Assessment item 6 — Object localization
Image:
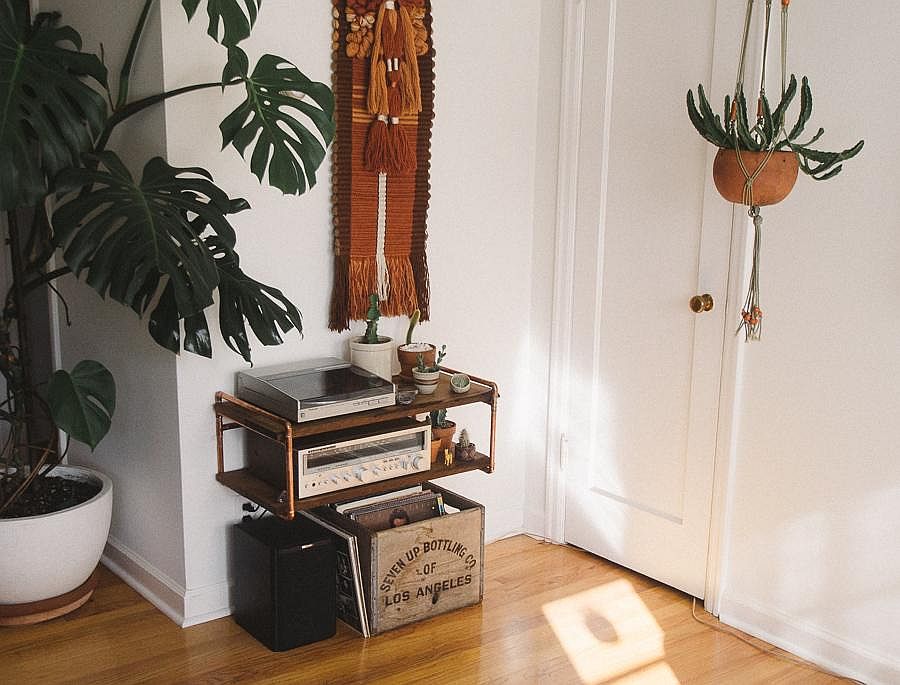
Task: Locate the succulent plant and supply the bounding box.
[451,373,469,388]
[458,428,470,448]
[415,344,445,372]
[687,75,863,180]
[430,408,449,428]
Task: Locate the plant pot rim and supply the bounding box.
[412,368,440,378]
[351,335,393,345]
[2,465,112,523]
[432,420,456,430]
[398,342,435,351]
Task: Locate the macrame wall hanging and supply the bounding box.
[687,0,863,341]
[329,0,434,331]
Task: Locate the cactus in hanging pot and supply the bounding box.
[687,0,863,207]
[349,294,395,381]
[685,0,863,342]
[687,74,864,206]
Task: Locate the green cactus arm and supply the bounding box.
[809,165,843,181]
[786,76,813,142]
[793,139,864,180]
[687,89,730,147]
[770,74,798,132]
[794,140,864,164]
[405,308,420,345]
[734,92,762,151]
[760,93,775,147]
[696,85,731,146]
[781,127,824,151]
[723,94,732,132]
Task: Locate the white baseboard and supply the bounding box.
[102,536,231,628]
[719,594,900,685]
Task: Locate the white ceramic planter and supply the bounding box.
[0,465,112,605]
[412,368,440,395]
[349,336,395,381]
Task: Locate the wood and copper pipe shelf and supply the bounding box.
[214,369,499,520]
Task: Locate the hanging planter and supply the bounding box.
[712,148,798,206]
[687,0,864,341]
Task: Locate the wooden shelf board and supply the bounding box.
[213,374,495,440]
[217,453,492,517]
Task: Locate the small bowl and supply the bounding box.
[450,373,471,394]
[396,388,418,405]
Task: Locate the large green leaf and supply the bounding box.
[149,234,302,362]
[182,0,260,47]
[0,3,108,210]
[48,360,116,450]
[208,235,302,362]
[52,152,244,320]
[220,48,334,195]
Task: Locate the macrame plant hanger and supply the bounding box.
[730,0,791,341]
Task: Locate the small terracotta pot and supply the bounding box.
[431,421,456,454]
[712,148,799,206]
[397,343,435,380]
[430,438,442,464]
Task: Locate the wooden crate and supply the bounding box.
[313,484,484,635]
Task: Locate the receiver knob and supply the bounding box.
[354,466,367,482]
[412,455,423,470]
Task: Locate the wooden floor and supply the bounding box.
[0,535,849,684]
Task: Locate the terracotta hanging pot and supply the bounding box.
[712,148,799,206]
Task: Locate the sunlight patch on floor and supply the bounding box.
[542,579,678,685]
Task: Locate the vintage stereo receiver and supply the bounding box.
[247,419,431,499]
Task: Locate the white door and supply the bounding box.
[563,0,736,598]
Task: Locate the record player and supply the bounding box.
[237,357,396,422]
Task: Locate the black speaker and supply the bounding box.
[231,514,336,651]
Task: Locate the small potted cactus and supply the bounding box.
[429,409,456,458]
[349,294,394,381]
[412,344,445,395]
[450,373,470,394]
[397,308,436,380]
[454,428,477,462]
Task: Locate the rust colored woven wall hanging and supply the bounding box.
[329,0,434,331]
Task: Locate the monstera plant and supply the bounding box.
[0,0,333,519]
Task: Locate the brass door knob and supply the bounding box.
[690,294,714,313]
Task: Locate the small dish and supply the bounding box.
[396,388,418,405]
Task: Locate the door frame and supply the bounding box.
[543,0,750,613]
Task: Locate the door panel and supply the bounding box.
[564,0,730,598]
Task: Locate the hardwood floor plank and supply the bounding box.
[0,535,850,684]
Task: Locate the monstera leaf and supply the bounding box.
[182,0,260,47]
[0,2,108,210]
[52,152,242,321]
[148,235,302,362]
[220,48,334,195]
[53,151,301,362]
[48,360,116,450]
[208,235,302,361]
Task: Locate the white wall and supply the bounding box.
[45,0,551,624]
[716,3,900,683]
[45,1,190,607]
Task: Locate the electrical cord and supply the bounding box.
[691,598,866,684]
